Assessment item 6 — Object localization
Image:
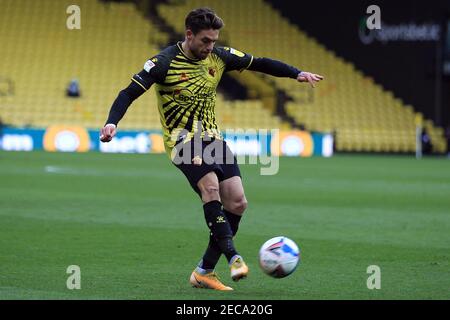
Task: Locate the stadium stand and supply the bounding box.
[0,0,283,131]
[0,0,445,152]
[157,0,446,153]
[0,0,162,130]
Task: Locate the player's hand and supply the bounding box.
[100,124,117,142]
[297,71,324,88]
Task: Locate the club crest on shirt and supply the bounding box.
[208,67,216,77]
[192,155,202,166]
[179,72,189,81]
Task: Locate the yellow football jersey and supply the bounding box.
[132,42,253,158]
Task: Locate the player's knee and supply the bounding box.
[199,183,220,202]
[230,196,248,215]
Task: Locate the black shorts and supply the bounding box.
[172,138,241,196]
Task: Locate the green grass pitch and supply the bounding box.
[0,151,449,299]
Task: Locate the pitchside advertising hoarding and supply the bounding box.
[0,126,333,157]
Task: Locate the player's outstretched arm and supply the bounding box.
[100,124,117,143]
[247,57,324,88]
[296,71,324,88]
[100,81,146,143]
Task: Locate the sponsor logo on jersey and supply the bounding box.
[173,88,215,106]
[192,155,202,166]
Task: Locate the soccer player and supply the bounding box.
[100,7,323,291]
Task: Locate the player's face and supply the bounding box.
[186,29,219,60]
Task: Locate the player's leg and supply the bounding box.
[195,171,222,273]
[191,171,239,290]
[176,139,246,286]
[173,149,230,289]
[172,139,234,290]
[197,171,240,263]
[219,176,249,281]
[213,141,249,281]
[220,176,248,237]
[219,139,247,239]
[197,176,247,273]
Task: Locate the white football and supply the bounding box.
[259,236,300,278]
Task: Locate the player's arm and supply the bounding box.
[219,47,323,88]
[100,57,164,142]
[100,80,148,142]
[248,57,324,88]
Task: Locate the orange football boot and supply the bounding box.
[190,270,233,291]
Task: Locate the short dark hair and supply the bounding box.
[185,7,224,34]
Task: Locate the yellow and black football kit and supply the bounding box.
[105,41,301,192]
[133,42,253,157]
[104,41,303,278]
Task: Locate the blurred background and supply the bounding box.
[1,0,450,156]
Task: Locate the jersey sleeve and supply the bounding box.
[216,47,254,72]
[131,54,170,89]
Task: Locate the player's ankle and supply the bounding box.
[229,255,243,266]
[195,266,214,275]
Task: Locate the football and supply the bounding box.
[259,236,300,278]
